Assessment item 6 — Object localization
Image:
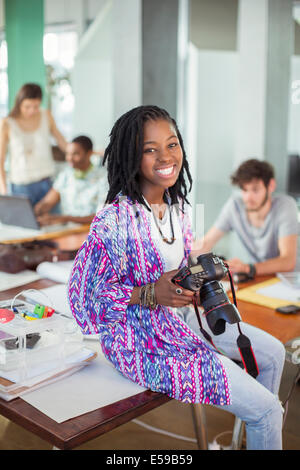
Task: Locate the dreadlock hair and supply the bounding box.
[103,105,193,209]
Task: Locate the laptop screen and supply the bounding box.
[0,195,40,230]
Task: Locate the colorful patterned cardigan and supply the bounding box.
[68,196,231,405]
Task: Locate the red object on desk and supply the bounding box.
[0,309,15,323]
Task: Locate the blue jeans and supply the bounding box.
[10,177,53,206]
[180,308,285,450]
[10,178,60,213]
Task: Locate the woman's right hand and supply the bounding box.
[154,269,195,307]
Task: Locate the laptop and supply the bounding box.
[0,195,77,232]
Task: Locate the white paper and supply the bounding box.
[277,272,300,289]
[22,344,146,423]
[0,270,41,292]
[36,260,73,284]
[0,224,41,242]
[0,222,81,242]
[256,281,300,302]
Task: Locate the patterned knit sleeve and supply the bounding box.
[68,231,134,335]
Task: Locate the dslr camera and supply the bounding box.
[172,252,241,335]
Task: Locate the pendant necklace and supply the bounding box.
[152,205,176,245]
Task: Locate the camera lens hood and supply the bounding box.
[206,303,242,335]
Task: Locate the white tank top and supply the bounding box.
[7,109,55,185]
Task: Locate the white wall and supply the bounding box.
[190,49,238,223]
[185,47,240,257]
[0,0,4,30]
[71,0,142,150]
[44,0,106,26]
[234,0,268,166]
[288,55,300,154]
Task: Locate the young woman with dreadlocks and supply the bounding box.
[68,105,284,450]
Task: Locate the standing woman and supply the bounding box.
[68,105,285,450]
[0,83,68,205]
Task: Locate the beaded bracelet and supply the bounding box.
[139,283,157,309]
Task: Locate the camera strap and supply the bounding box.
[191,297,259,378]
[236,327,259,379]
[191,296,223,352]
[173,266,259,378]
[227,269,259,378]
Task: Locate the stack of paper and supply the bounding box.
[0,348,97,401]
[0,312,97,401]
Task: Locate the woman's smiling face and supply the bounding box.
[139,118,183,200]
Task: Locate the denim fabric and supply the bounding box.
[10,177,61,213]
[10,177,53,206]
[180,309,285,450]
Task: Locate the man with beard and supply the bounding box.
[195,159,299,277]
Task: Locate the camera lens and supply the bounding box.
[200,281,228,310]
[200,281,241,335]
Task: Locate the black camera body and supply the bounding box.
[172,252,227,291]
[172,252,241,335]
[171,253,259,378]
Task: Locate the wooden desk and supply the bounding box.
[0,276,299,449]
[55,231,88,251]
[0,279,170,449]
[0,381,169,450]
[233,276,300,344]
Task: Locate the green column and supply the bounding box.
[5,0,46,111]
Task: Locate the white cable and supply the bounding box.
[132,419,243,449]
[10,288,54,311]
[213,430,233,442]
[132,419,197,443]
[210,429,247,450]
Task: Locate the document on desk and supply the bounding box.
[256,281,300,302]
[0,222,82,242]
[22,344,147,423]
[0,269,41,292]
[236,277,300,309]
[0,224,41,242]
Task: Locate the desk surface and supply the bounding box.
[234,276,300,344]
[0,276,300,449]
[0,223,90,245]
[0,279,170,449]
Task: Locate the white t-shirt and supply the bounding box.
[148,205,184,272]
[214,193,299,263]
